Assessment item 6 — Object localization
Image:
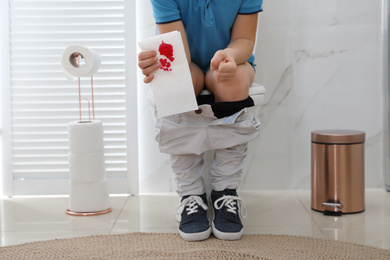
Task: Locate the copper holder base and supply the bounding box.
[66,207,112,216]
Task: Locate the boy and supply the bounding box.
[138,0,263,241]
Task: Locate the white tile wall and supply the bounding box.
[245,0,384,191]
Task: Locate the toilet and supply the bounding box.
[248,83,266,108]
[148,83,266,117]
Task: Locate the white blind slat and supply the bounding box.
[9,0,129,193]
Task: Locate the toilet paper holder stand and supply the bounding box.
[65,53,113,216]
[73,52,95,123]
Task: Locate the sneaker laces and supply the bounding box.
[214,195,247,218]
[176,195,208,222]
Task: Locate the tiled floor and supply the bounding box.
[0,189,389,250]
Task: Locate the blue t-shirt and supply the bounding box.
[151,0,263,72]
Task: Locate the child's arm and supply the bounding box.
[210,13,258,83]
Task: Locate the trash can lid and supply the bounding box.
[311,129,365,144]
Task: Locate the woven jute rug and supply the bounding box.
[1,232,390,260]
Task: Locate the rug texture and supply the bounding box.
[1,232,389,260]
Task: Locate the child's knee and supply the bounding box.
[212,80,250,102]
[205,64,254,101]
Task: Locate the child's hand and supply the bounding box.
[210,50,237,83]
[138,51,161,83]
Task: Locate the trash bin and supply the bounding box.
[311,130,365,215]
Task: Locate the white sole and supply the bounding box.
[179,227,211,241]
[212,222,243,240]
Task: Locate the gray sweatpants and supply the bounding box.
[155,104,261,197]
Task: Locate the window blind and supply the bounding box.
[9,0,130,195]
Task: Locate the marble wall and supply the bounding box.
[137,0,385,193]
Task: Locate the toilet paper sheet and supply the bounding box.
[138,31,198,117]
[61,45,101,80]
[68,120,104,154]
[69,180,110,213]
[69,152,106,183]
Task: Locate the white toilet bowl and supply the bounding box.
[148,83,266,118]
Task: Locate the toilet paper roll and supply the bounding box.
[69,152,106,183]
[69,180,110,213]
[61,45,101,80]
[68,120,104,154]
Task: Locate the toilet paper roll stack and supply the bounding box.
[68,120,110,213]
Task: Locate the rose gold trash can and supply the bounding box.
[311,130,365,216]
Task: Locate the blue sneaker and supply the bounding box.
[210,189,247,240]
[176,194,211,241]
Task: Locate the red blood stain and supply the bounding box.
[159,58,172,71]
[159,41,174,71]
[159,41,174,61]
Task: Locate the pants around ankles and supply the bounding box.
[154,104,261,197]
